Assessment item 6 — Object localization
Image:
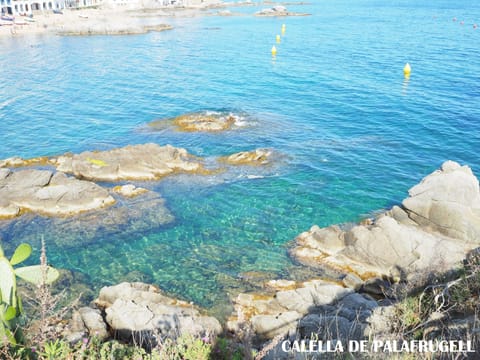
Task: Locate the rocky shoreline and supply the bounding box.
[2,140,479,357]
[0,2,309,38]
[34,160,478,359]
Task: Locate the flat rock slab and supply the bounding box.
[54,143,204,181]
[0,169,114,219]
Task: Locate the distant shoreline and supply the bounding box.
[0,5,212,38]
[0,1,309,38]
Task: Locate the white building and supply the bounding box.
[1,0,217,15]
[2,0,103,15]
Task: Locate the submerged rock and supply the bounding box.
[220,149,273,166]
[54,143,204,182]
[0,169,114,219]
[57,23,172,36]
[3,190,174,248]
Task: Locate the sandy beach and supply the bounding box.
[0,2,221,37]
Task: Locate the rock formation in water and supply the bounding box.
[149,111,246,132]
[0,169,115,219]
[220,149,273,166]
[55,143,204,182]
[0,143,205,220]
[6,190,174,248]
[255,6,310,17]
[57,24,173,37]
[0,142,279,224]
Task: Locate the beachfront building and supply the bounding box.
[3,0,67,14]
[2,0,216,15]
[158,0,219,6]
[67,0,101,7]
[1,0,13,14]
[6,0,105,14]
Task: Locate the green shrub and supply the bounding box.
[0,242,59,345]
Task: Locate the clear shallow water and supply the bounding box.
[1,1,480,315]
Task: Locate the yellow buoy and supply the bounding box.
[271,45,277,56]
[281,24,286,34]
[403,63,411,76]
[276,34,281,43]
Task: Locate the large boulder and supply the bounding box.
[95,282,222,343]
[55,143,204,182]
[402,160,480,242]
[77,307,109,340]
[290,161,480,281]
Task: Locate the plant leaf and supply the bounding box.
[0,321,6,345]
[15,265,60,285]
[3,306,16,321]
[17,295,23,315]
[5,327,16,345]
[0,258,15,307]
[9,244,32,266]
[0,323,16,345]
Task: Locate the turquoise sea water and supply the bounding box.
[1,1,480,315]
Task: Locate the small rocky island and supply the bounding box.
[149,111,247,132]
[255,5,310,17]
